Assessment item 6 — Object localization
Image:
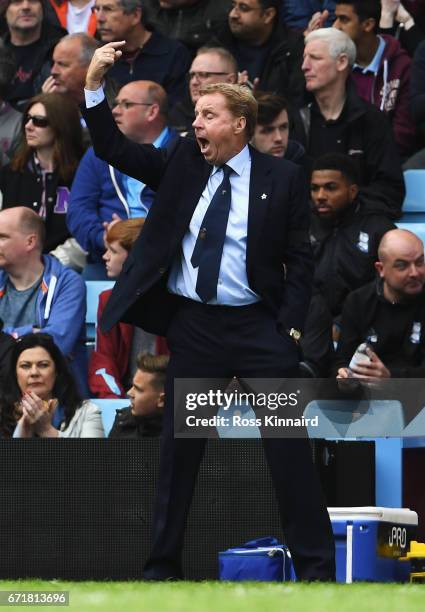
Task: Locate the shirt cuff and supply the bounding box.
[84,86,105,108]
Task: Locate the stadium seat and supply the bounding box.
[397,170,425,226]
[85,280,115,344]
[403,170,425,213]
[93,398,129,436]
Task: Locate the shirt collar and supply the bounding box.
[353,35,386,75]
[153,126,169,148]
[212,144,250,178]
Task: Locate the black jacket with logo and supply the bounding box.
[311,202,395,316]
[334,280,425,378]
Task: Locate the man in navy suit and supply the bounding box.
[82,41,335,582]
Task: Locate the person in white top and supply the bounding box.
[2,333,104,438]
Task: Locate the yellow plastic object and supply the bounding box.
[403,541,425,583]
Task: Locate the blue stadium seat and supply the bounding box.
[93,398,129,436]
[403,170,425,213]
[85,280,115,344]
[397,170,425,225]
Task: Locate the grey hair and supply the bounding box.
[305,28,356,67]
[57,33,100,66]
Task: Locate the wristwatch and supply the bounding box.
[287,328,302,343]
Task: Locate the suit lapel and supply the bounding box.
[246,146,273,269]
[170,145,211,250]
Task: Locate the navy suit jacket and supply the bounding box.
[82,99,314,337]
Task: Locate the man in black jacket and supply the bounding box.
[310,153,395,319]
[335,228,425,383]
[2,0,65,110]
[108,353,168,439]
[301,27,405,219]
[214,0,304,104]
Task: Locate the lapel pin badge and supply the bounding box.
[261,193,267,200]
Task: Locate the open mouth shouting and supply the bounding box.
[197,136,210,155]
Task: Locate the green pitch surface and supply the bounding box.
[0,581,424,612]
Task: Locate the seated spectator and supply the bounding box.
[89,217,160,398]
[41,33,117,153]
[0,42,22,163]
[251,91,305,164]
[333,0,417,158]
[214,0,305,103]
[169,45,238,136]
[0,333,104,438]
[93,0,191,106]
[41,33,100,106]
[301,28,405,219]
[47,0,97,35]
[108,352,168,438]
[310,153,395,318]
[68,80,177,275]
[0,207,88,395]
[0,92,84,255]
[334,228,425,381]
[143,0,230,54]
[310,1,424,55]
[2,0,65,110]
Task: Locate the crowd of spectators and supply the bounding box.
[1,0,425,437]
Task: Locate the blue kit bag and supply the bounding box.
[219,537,296,582]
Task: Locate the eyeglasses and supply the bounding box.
[24,114,50,128]
[189,71,231,81]
[230,2,263,13]
[112,100,154,110]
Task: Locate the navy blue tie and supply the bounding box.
[191,164,233,303]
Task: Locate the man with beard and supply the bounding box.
[309,153,395,320]
[2,0,65,109]
[335,229,425,382]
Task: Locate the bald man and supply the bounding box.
[334,229,425,380]
[0,207,88,394]
[67,80,178,276]
[42,33,100,105]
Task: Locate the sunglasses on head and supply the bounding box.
[24,114,50,128]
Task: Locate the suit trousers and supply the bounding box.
[143,298,336,581]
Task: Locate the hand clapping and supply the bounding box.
[20,392,58,435]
